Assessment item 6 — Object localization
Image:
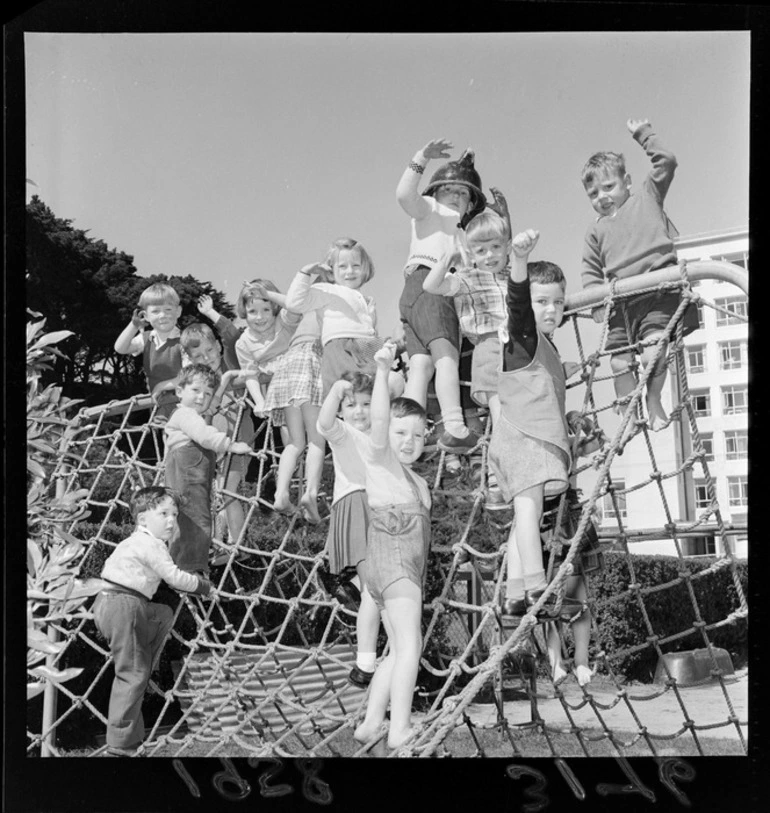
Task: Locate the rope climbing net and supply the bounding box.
[26,260,748,758]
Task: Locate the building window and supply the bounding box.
[722,385,748,415]
[603,479,627,521]
[719,340,747,371]
[683,536,716,556]
[728,476,748,508]
[696,303,705,329]
[715,296,748,327]
[696,433,714,461]
[691,390,711,417]
[693,479,712,510]
[724,429,748,460]
[686,345,706,374]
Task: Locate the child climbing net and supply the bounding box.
[27,261,747,758]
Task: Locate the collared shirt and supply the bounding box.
[100,526,201,599]
[127,327,182,356]
[443,265,509,340]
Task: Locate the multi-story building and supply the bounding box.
[579,228,748,559]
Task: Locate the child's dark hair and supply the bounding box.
[180,322,221,354]
[130,486,180,521]
[340,369,374,395]
[177,363,221,390]
[528,260,566,290]
[390,396,427,422]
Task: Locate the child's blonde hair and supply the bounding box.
[581,151,627,186]
[325,238,375,284]
[138,282,180,309]
[237,279,281,318]
[465,210,511,243]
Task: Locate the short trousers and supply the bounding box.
[363,502,431,611]
[488,416,569,501]
[605,288,699,352]
[212,395,255,477]
[469,333,501,406]
[325,489,370,573]
[321,336,384,396]
[264,339,323,425]
[399,265,460,357]
[165,442,216,573]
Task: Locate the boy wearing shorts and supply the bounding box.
[581,118,698,430]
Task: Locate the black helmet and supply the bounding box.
[423,149,486,229]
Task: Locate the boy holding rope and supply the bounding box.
[93,487,212,756]
[581,118,698,430]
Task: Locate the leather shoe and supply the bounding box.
[526,588,585,619]
[348,665,375,688]
[501,597,527,617]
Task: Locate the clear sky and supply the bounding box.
[25,31,749,386]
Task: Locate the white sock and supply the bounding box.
[442,408,468,438]
[356,652,376,672]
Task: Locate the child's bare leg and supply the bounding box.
[273,407,305,512]
[610,352,638,444]
[512,485,547,592]
[222,468,246,545]
[355,562,380,674]
[403,352,434,408]
[430,338,474,444]
[502,525,526,612]
[568,578,592,685]
[546,621,567,681]
[299,404,324,523]
[354,610,395,745]
[381,579,423,749]
[640,332,669,430]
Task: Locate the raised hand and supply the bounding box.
[374,340,398,370]
[131,308,147,328]
[511,229,540,258]
[627,118,650,135]
[332,379,354,401]
[197,294,215,316]
[421,138,453,160]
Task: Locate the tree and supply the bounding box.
[26,197,236,403]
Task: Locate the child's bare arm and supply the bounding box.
[151,378,177,403]
[245,378,266,416]
[369,341,398,447]
[422,248,463,295]
[197,294,221,322]
[114,309,146,354]
[317,379,353,433]
[396,138,452,219]
[510,229,540,283]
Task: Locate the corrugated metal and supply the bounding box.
[177,644,366,736]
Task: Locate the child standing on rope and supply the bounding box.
[234,279,302,417]
[255,282,329,525]
[285,238,403,399]
[491,230,584,619]
[581,118,698,430]
[353,341,431,751]
[114,282,184,421]
[396,139,487,453]
[317,370,382,689]
[92,486,212,756]
[164,363,253,574]
[180,298,256,562]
